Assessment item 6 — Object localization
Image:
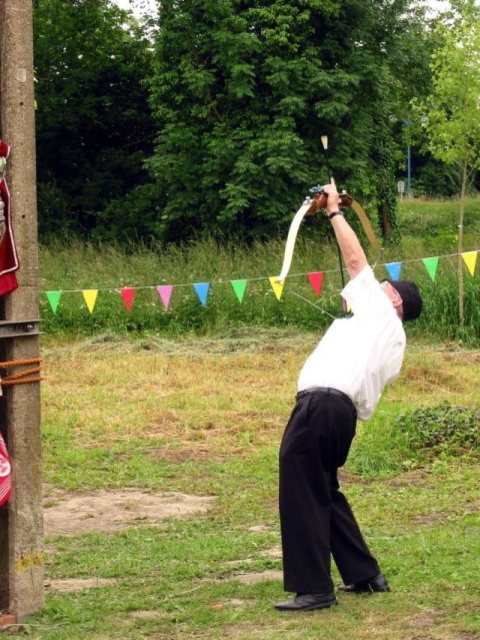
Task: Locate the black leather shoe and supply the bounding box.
[275,592,337,612]
[338,573,390,593]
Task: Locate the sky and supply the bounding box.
[112,1,480,20]
[113,0,158,16]
[112,1,452,18]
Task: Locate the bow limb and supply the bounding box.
[350,200,380,257]
[276,199,314,283]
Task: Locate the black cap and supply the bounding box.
[386,280,423,322]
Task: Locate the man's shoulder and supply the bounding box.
[342,265,379,301]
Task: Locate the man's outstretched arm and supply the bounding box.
[322,181,368,280]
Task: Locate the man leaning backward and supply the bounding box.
[276,180,423,612]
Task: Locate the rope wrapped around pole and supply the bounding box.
[0,358,42,386]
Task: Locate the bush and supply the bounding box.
[394,402,480,457]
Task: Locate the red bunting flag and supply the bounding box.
[120,287,136,311]
[308,272,324,297]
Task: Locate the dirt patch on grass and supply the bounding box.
[209,598,255,609]
[404,610,443,629]
[386,470,432,488]
[128,610,168,620]
[45,578,118,593]
[338,469,374,485]
[261,546,282,558]
[235,570,283,585]
[44,490,215,536]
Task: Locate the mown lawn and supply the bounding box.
[28,330,480,639]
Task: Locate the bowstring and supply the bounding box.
[290,290,339,321]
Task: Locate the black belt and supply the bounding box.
[296,386,354,409]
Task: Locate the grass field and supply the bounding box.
[28,329,480,639]
[20,197,480,637]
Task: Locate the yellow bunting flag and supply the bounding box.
[82,289,98,313]
[269,277,284,301]
[462,251,478,276]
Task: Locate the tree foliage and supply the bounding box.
[412,0,480,326]
[413,0,480,172]
[34,0,155,238]
[149,0,425,242]
[32,0,437,244]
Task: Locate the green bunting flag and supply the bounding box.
[422,256,439,282]
[231,279,247,303]
[46,290,62,314]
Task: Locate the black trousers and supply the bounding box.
[279,389,380,593]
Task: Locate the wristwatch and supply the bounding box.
[328,210,344,220]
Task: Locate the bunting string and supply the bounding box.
[42,249,479,313]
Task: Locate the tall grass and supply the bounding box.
[39,197,480,343]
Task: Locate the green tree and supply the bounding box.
[413,0,480,326]
[34,0,155,239]
[149,0,424,244]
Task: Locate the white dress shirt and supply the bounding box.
[297,266,406,421]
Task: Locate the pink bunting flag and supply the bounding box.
[307,272,324,297]
[120,287,136,311]
[157,285,173,310]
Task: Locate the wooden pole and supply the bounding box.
[0,0,44,622]
[457,158,467,327]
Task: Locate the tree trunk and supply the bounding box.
[378,201,394,239]
[458,158,468,326]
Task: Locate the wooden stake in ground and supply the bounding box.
[0,0,44,622]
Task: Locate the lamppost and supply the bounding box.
[389,115,428,197]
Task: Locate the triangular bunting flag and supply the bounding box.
[269,276,284,301]
[157,285,173,310]
[82,289,98,314]
[120,287,136,311]
[46,290,62,314]
[422,257,439,282]
[231,279,247,303]
[307,272,324,297]
[193,282,210,306]
[385,262,402,281]
[462,251,478,276]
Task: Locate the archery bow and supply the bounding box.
[275,187,380,284]
[277,134,380,285]
[321,135,346,288]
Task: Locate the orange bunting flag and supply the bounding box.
[82,289,98,314]
[308,272,324,296]
[462,251,478,276]
[120,287,136,311]
[269,277,284,301]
